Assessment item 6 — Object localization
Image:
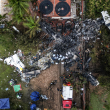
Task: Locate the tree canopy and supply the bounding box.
[23,16,41,38]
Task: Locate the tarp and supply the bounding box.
[30,104,37,110]
[0,98,10,109]
[13,84,22,92]
[30,91,40,101]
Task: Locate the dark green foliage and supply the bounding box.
[85,0,110,19]
[0,33,17,57]
[104,104,110,110]
[90,25,110,88]
[98,25,110,74]
[6,0,30,24]
[98,75,110,88]
[23,16,41,38]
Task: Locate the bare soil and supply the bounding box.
[29,64,61,110]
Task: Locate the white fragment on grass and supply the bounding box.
[5,88,9,91]
[8,52,10,56]
[80,88,84,91]
[13,70,16,72]
[0,58,3,61]
[14,51,16,53]
[19,105,21,108]
[12,26,20,33]
[7,76,8,77]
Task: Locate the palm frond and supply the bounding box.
[23,22,32,28]
[25,29,31,34]
[19,7,22,17]
[30,26,36,29]
[32,28,36,37]
[23,15,41,38]
[12,14,23,24]
[21,2,29,9]
[7,0,30,18]
[35,18,40,24]
[26,17,30,22]
[30,30,33,38]
[30,16,35,24]
[37,27,41,31]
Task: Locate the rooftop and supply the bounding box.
[37,0,71,18]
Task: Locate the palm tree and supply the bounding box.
[6,0,30,24]
[12,14,25,25]
[23,16,41,38]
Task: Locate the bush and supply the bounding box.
[98,75,110,88]
[71,107,77,110]
[85,0,110,19]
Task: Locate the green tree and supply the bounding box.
[6,0,30,24]
[12,14,25,25]
[86,0,110,18]
[23,16,41,38]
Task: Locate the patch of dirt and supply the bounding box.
[30,65,58,89]
[29,64,61,110]
[96,86,107,96]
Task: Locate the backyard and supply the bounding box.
[1,0,110,110]
[0,22,41,110]
[0,56,63,110]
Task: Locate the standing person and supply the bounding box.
[57,88,62,91]
[57,88,60,91]
[72,101,77,108]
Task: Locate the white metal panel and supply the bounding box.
[73,55,77,60]
[101,11,110,29]
[62,86,73,100]
[4,54,25,71]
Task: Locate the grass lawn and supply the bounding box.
[0,62,30,109]
[89,48,97,64]
[0,33,17,57]
[0,33,32,110]
[89,93,105,110]
[89,88,110,110]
